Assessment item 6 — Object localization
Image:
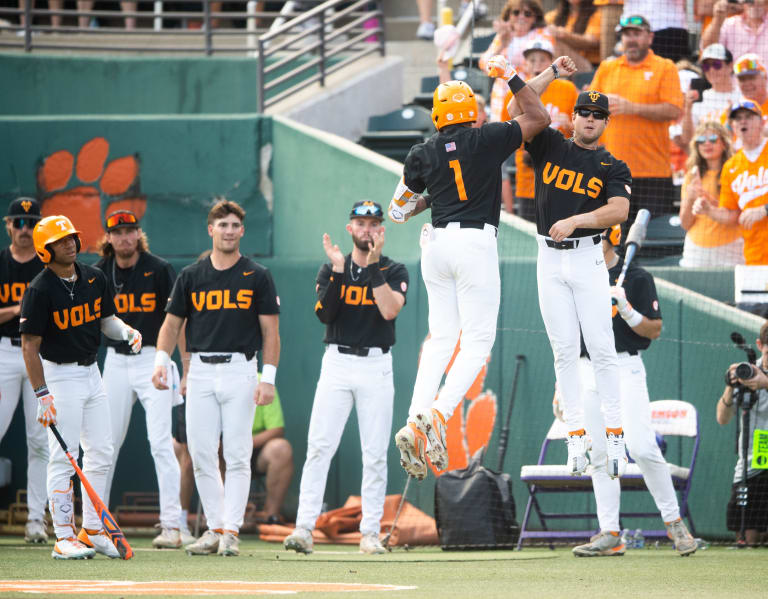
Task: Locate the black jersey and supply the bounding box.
[525,127,632,237]
[94,252,176,350]
[20,262,116,363]
[314,255,408,348]
[403,121,523,229]
[166,255,279,356]
[0,247,44,338]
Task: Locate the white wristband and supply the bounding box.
[154,349,171,369]
[261,364,277,385]
[622,309,643,328]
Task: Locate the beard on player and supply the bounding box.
[351,232,374,252]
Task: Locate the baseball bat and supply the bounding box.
[615,209,651,289]
[49,423,133,560]
[382,475,412,551]
[496,354,526,472]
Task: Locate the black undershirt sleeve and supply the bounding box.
[314,264,343,324]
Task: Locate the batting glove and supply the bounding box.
[126,327,142,354]
[388,198,417,223]
[610,286,631,317]
[35,385,56,427]
[486,54,517,81]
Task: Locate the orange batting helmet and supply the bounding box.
[33,215,81,264]
[432,80,478,130]
[603,224,622,246]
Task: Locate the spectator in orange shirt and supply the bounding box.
[701,101,768,265]
[545,0,601,72]
[503,37,579,220]
[679,121,743,267]
[590,15,684,223]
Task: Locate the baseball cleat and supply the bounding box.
[359,532,386,555]
[179,526,197,546]
[76,527,120,559]
[606,431,628,479]
[414,408,448,471]
[217,531,240,557]
[186,529,221,555]
[395,422,428,480]
[51,537,95,560]
[25,519,49,544]
[566,433,589,475]
[572,531,626,557]
[666,519,697,556]
[284,527,314,554]
[152,527,182,549]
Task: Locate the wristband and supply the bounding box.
[368,264,386,287]
[551,63,559,79]
[722,396,734,408]
[507,74,526,94]
[261,364,277,385]
[154,349,171,369]
[622,309,643,328]
[34,384,49,398]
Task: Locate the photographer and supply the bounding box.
[717,321,768,546]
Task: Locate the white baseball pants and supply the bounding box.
[295,346,394,536]
[186,353,257,533]
[580,355,681,531]
[536,236,621,431]
[0,338,48,522]
[102,347,181,530]
[42,361,114,540]
[409,223,500,420]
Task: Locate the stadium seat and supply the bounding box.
[517,400,699,549]
[412,68,492,111]
[357,104,433,163]
[570,70,596,91]
[638,214,686,260]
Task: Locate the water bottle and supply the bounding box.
[694,538,710,551]
[633,529,645,549]
[620,528,633,549]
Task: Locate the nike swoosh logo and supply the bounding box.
[601,162,612,166]
[380,266,390,270]
[88,277,95,283]
[243,271,255,277]
[144,271,153,277]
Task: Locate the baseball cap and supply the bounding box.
[105,209,140,231]
[6,197,41,220]
[734,53,766,77]
[616,15,651,34]
[349,200,384,220]
[700,43,732,64]
[729,99,763,119]
[522,37,554,58]
[574,90,610,115]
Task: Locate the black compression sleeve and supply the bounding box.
[507,74,526,94]
[315,272,343,323]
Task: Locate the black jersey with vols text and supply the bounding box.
[95,252,176,349]
[314,255,408,348]
[403,121,523,228]
[0,247,44,338]
[526,127,632,237]
[166,255,279,356]
[20,262,116,363]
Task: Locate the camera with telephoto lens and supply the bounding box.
[736,362,758,380]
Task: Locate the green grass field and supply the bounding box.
[0,536,765,598]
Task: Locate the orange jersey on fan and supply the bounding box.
[501,79,579,199]
[590,51,684,178]
[719,142,768,265]
[683,168,742,248]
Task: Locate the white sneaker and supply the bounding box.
[566,433,589,475]
[395,422,428,480]
[572,531,626,557]
[51,537,95,560]
[76,528,120,559]
[186,529,221,555]
[666,519,697,556]
[25,519,48,544]
[414,408,448,471]
[606,432,628,479]
[359,532,386,555]
[180,527,197,546]
[284,527,314,554]
[217,531,240,556]
[152,527,182,549]
[416,21,435,40]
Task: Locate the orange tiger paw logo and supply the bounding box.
[37,137,145,251]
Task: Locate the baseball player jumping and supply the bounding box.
[152,200,280,557]
[388,54,575,478]
[94,210,182,549]
[559,227,696,557]
[507,84,631,478]
[0,198,47,544]
[20,215,142,560]
[284,201,408,555]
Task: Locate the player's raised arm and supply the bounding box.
[505,56,578,121]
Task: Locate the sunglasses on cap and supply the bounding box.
[11,217,36,229]
[701,60,724,72]
[350,204,383,218]
[618,16,646,29]
[511,9,535,18]
[734,58,763,75]
[576,108,608,120]
[105,211,138,229]
[695,133,720,144]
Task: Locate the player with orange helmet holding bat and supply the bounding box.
[20,215,140,560]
